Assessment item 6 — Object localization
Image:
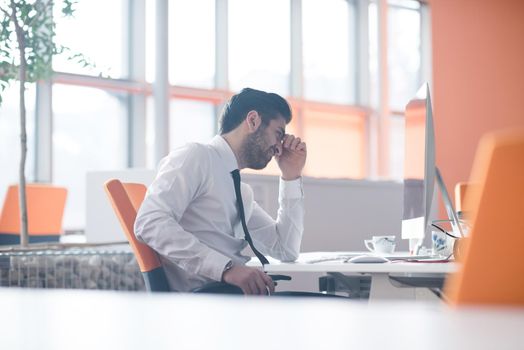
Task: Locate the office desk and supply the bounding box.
[1,287,523,350]
[253,252,457,300]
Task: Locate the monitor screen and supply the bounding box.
[401,83,436,253]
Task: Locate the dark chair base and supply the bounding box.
[0,234,60,246]
[193,282,348,298]
[272,291,348,298]
[192,282,244,294]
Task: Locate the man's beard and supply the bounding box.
[241,128,274,170]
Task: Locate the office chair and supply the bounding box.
[104,179,170,292]
[104,179,242,294]
[444,129,524,306]
[454,182,469,213]
[0,184,67,245]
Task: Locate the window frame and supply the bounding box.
[26,0,430,229]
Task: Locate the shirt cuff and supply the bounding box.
[279,176,304,199]
[197,250,232,282]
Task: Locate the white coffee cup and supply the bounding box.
[365,235,396,254]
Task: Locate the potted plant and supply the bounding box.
[0,0,79,246]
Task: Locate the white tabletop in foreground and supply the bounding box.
[1,287,523,350]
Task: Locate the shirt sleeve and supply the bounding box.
[246,177,304,262]
[134,144,230,282]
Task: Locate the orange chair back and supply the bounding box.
[104,179,162,273]
[454,182,469,213]
[445,129,524,306]
[0,184,67,235]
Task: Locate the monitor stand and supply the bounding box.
[402,167,464,255]
[435,167,465,238]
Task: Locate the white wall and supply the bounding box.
[87,170,416,251]
[245,174,410,251]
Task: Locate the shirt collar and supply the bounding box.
[210,135,239,173]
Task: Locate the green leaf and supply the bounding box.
[62,0,77,17]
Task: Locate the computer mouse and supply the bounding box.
[346,255,391,264]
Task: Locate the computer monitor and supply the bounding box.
[401,83,464,254]
[401,83,435,253]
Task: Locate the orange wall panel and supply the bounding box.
[429,0,524,206]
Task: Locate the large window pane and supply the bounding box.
[53,85,127,229]
[388,4,421,110]
[302,110,365,179]
[303,0,356,104]
[368,2,379,109]
[389,114,405,180]
[53,0,125,78]
[229,0,290,95]
[145,98,217,168]
[146,0,156,83]
[403,99,425,179]
[169,99,216,150]
[169,0,215,88]
[145,97,155,168]
[0,83,36,205]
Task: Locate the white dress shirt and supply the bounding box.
[134,135,304,292]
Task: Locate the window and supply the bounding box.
[302,109,366,179]
[369,0,426,179]
[0,83,36,206]
[389,114,405,179]
[229,0,290,95]
[169,0,215,88]
[52,85,127,228]
[145,1,156,83]
[303,0,357,104]
[169,100,216,150]
[368,2,380,109]
[388,2,422,110]
[53,0,125,78]
[24,0,430,229]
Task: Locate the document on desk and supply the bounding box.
[391,257,454,263]
[298,252,441,264]
[299,252,361,264]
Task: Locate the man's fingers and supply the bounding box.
[262,273,275,294]
[240,285,250,295]
[283,134,294,148]
[282,134,306,153]
[223,265,276,295]
[254,275,268,295]
[289,137,301,150]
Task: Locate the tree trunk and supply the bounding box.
[12,0,29,247]
[18,60,28,247]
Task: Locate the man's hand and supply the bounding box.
[222,265,275,295]
[275,134,307,181]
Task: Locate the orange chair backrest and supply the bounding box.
[454,182,469,213]
[104,179,162,273]
[0,184,67,235]
[445,129,524,306]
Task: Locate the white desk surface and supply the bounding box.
[2,287,523,350]
[254,252,457,274]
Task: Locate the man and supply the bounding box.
[135,88,306,295]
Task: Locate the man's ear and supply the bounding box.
[245,110,262,133]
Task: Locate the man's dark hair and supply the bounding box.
[219,88,292,134]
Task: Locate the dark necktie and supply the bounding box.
[231,169,270,266]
